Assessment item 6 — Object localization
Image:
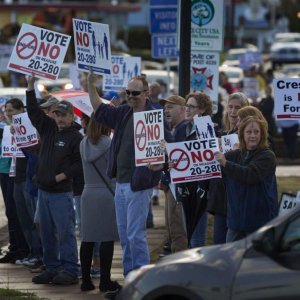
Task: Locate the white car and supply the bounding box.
[219,66,244,87]
[270,32,300,69]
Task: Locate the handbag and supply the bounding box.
[91,162,115,196]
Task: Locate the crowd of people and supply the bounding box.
[0,67,293,300]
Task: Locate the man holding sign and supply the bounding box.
[88,73,172,280]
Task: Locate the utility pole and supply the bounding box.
[178,0,191,97]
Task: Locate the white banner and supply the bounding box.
[190,51,219,113]
[193,115,217,139]
[1,126,25,157]
[273,78,300,120]
[7,24,71,80]
[221,133,239,153]
[104,56,141,91]
[279,192,297,215]
[73,18,112,75]
[166,138,221,184]
[134,109,165,166]
[191,0,224,51]
[12,112,38,148]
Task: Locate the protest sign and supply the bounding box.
[73,18,112,75]
[221,133,239,153]
[193,115,216,139]
[273,78,300,120]
[166,138,221,183]
[190,51,219,113]
[12,112,38,148]
[243,77,259,102]
[7,24,71,80]
[134,109,165,166]
[1,126,25,158]
[279,192,297,215]
[103,56,141,91]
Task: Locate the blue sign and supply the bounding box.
[152,34,178,58]
[150,7,177,34]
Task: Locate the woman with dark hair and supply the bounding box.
[215,117,278,242]
[177,92,213,247]
[79,114,120,294]
[0,98,28,263]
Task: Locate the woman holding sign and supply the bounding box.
[214,116,278,242]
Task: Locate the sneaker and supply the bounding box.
[32,271,57,284]
[99,280,122,293]
[152,195,159,206]
[81,280,95,291]
[30,264,45,273]
[52,271,79,285]
[104,289,121,300]
[15,257,29,265]
[23,258,42,267]
[0,252,17,264]
[90,267,101,279]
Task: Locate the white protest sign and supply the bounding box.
[190,51,219,113]
[134,109,165,166]
[166,138,221,184]
[12,112,38,148]
[221,133,239,153]
[0,44,14,73]
[7,24,71,80]
[104,56,141,91]
[193,115,216,139]
[191,0,224,51]
[73,19,112,75]
[243,77,259,102]
[1,126,25,158]
[273,78,300,120]
[279,192,297,215]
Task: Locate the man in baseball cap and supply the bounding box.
[52,101,74,130]
[159,95,186,107]
[40,96,59,119]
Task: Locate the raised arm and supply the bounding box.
[87,73,103,111]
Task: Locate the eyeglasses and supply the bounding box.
[186,104,199,110]
[125,90,144,96]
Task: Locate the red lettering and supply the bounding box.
[76,32,89,47]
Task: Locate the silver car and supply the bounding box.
[119,207,300,300]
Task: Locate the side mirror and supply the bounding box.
[252,227,276,256]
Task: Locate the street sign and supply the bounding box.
[151,34,178,58]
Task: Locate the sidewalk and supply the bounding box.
[0,195,165,300]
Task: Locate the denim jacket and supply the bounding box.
[94,100,173,191]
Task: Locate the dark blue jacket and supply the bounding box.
[223,148,279,233]
[94,100,173,191]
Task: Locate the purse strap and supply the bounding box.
[91,162,115,197]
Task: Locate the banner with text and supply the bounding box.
[1,126,25,158]
[134,109,165,166]
[273,78,300,120]
[12,112,38,148]
[7,24,71,80]
[221,133,239,153]
[73,19,112,75]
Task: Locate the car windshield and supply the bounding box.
[276,37,300,43]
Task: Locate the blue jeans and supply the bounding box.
[14,181,42,258]
[213,214,227,245]
[38,189,78,275]
[190,212,207,248]
[115,183,152,276]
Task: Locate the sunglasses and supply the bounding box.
[126,90,144,96]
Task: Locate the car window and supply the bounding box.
[281,218,300,252]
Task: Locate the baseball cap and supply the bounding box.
[159,95,186,107]
[40,96,59,108]
[53,101,73,115]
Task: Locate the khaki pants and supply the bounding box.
[164,189,188,253]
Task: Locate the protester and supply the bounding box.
[159,95,188,253]
[215,116,278,242]
[87,73,172,282]
[79,113,120,293]
[207,92,249,244]
[26,76,82,285]
[0,99,28,263]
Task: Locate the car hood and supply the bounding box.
[271,42,300,51]
[129,239,247,299]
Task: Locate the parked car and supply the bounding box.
[119,206,300,300]
[219,65,244,87]
[270,32,300,69]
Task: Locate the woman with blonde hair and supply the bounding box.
[215,116,278,242]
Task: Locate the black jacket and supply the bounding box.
[26,90,83,193]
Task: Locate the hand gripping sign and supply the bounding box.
[166,138,221,184]
[12,112,38,148]
[134,109,165,166]
[7,24,71,80]
[1,126,25,158]
[73,18,112,75]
